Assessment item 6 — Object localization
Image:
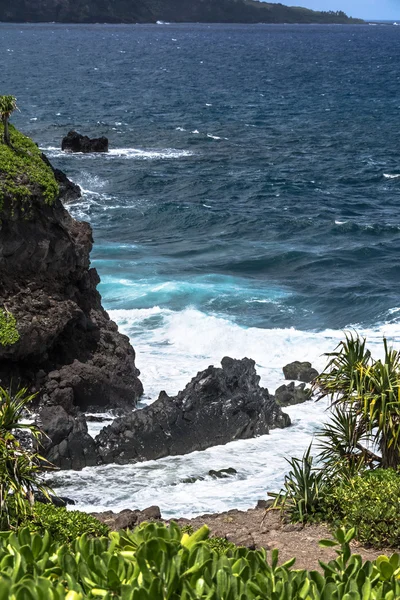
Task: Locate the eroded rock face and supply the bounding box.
[62,130,108,153]
[96,357,291,465]
[0,157,143,413]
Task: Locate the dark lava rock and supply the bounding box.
[282,361,319,383]
[0,152,143,413]
[96,357,291,465]
[274,382,311,406]
[38,405,99,470]
[35,492,75,507]
[62,130,108,153]
[93,506,161,530]
[41,153,81,204]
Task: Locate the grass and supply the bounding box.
[0,124,58,212]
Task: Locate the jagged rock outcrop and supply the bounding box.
[274,382,311,407]
[41,153,82,204]
[96,357,291,465]
[61,130,108,154]
[0,127,143,414]
[38,405,99,470]
[0,0,364,24]
[282,361,318,383]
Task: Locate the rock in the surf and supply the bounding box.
[96,357,291,465]
[37,405,99,470]
[282,361,318,383]
[61,130,109,153]
[274,382,311,406]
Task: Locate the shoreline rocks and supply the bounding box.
[95,357,291,466]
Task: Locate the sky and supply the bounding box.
[285,0,399,19]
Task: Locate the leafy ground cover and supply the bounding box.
[0,521,399,600]
[0,123,58,210]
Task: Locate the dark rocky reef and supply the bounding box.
[62,130,109,154]
[0,133,143,417]
[0,0,364,24]
[96,357,291,465]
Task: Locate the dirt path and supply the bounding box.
[170,507,398,571]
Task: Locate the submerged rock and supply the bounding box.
[96,357,291,465]
[282,361,318,383]
[274,382,311,406]
[62,130,108,153]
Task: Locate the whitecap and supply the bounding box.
[383,173,400,179]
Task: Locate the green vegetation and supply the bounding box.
[13,503,110,544]
[0,386,52,529]
[270,334,400,548]
[0,95,17,147]
[322,469,400,548]
[0,122,59,211]
[0,308,19,347]
[315,334,400,469]
[0,522,398,599]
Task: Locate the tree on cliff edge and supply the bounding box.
[0,95,18,147]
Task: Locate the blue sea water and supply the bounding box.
[2,22,400,515]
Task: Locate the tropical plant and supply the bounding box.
[317,404,374,481]
[314,333,400,469]
[0,95,18,146]
[0,522,399,599]
[0,386,53,528]
[268,444,327,522]
[321,469,400,548]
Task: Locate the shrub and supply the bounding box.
[14,503,109,543]
[321,469,400,547]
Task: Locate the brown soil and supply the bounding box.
[169,507,398,571]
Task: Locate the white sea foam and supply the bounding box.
[52,307,400,517]
[383,173,400,179]
[41,147,193,160]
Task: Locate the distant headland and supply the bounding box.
[0,0,364,25]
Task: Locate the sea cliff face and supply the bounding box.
[0,126,143,412]
[0,0,364,24]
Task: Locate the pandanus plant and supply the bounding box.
[314,333,400,469]
[0,386,52,528]
[0,95,18,146]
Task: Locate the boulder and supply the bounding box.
[274,382,311,406]
[96,357,291,465]
[62,130,108,153]
[282,361,318,383]
[38,405,99,470]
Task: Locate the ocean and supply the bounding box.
[2,22,400,517]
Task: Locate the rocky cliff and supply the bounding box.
[0,125,143,413]
[0,0,364,24]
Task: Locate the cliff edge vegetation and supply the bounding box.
[0,123,59,210]
[0,0,364,24]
